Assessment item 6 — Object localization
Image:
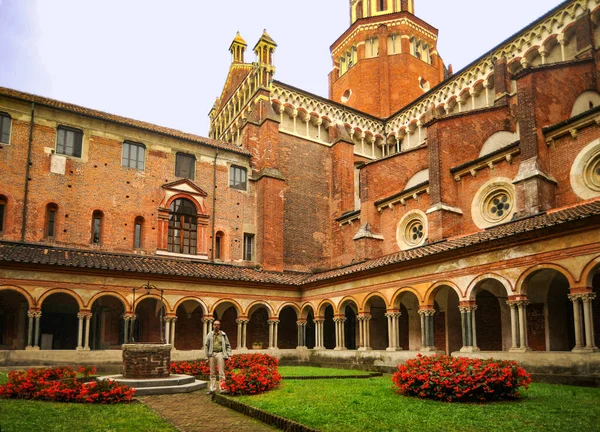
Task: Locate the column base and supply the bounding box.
[295,346,308,351]
[386,347,403,352]
[313,346,326,351]
[509,347,532,352]
[76,347,90,351]
[583,346,599,352]
[420,346,438,352]
[357,347,372,351]
[25,346,40,351]
[334,347,347,351]
[237,347,249,351]
[459,346,480,353]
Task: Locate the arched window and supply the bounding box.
[45,203,58,239]
[134,216,144,249]
[0,195,6,233]
[214,231,224,260]
[91,210,103,244]
[168,199,197,254]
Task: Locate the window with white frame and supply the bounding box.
[122,141,146,170]
[57,126,83,158]
[0,113,11,144]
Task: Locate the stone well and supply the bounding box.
[122,343,171,379]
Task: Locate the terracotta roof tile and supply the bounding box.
[0,86,251,157]
[0,200,599,285]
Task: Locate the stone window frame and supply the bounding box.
[396,209,428,250]
[229,165,248,191]
[570,139,600,200]
[175,152,196,181]
[471,178,516,229]
[243,232,255,261]
[91,210,104,245]
[44,203,58,240]
[122,141,146,171]
[56,125,84,158]
[0,112,12,145]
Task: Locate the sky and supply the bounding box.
[0,0,563,137]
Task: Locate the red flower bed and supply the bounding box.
[171,353,281,396]
[392,354,531,402]
[0,366,135,404]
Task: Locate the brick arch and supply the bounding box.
[580,255,600,287]
[275,302,300,318]
[391,286,423,309]
[316,299,335,317]
[246,301,275,318]
[361,291,389,312]
[211,298,242,317]
[424,281,463,305]
[0,285,35,309]
[173,297,208,315]
[338,296,359,314]
[133,293,171,313]
[164,194,207,216]
[466,273,513,301]
[515,264,576,295]
[87,291,130,313]
[38,288,84,310]
[299,302,316,319]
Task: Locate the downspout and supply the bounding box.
[21,102,35,241]
[211,149,219,261]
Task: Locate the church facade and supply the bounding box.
[0,0,599,376]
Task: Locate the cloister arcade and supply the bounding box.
[1,260,598,355]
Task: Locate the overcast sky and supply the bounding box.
[0,0,562,136]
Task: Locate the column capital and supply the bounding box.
[296,319,307,325]
[165,316,177,323]
[235,318,249,324]
[333,317,347,323]
[506,300,529,307]
[202,317,215,323]
[314,318,325,324]
[77,312,93,319]
[418,309,435,317]
[384,312,401,318]
[28,311,42,318]
[569,292,597,302]
[268,319,280,324]
[459,305,478,313]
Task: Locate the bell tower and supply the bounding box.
[331,0,445,118]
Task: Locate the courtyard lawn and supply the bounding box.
[236,375,600,432]
[0,372,176,432]
[278,366,372,377]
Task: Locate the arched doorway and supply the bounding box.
[394,291,421,350]
[365,295,388,350]
[472,279,511,351]
[90,295,126,350]
[247,305,269,349]
[525,269,574,351]
[432,285,462,354]
[0,289,29,350]
[40,292,80,349]
[134,297,167,343]
[175,300,204,350]
[278,306,298,349]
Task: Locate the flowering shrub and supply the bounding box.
[0,366,135,404]
[392,355,531,402]
[171,353,281,396]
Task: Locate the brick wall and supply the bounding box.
[122,344,171,379]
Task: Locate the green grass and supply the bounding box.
[278,366,372,377]
[237,376,600,432]
[0,372,175,432]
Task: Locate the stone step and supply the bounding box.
[99,374,196,388]
[133,380,207,396]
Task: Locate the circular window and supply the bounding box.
[341,89,352,103]
[583,152,600,191]
[397,210,428,250]
[471,179,516,229]
[570,140,600,199]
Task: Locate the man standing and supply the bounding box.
[204,320,232,394]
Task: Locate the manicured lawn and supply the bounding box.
[279,366,372,377]
[237,375,600,432]
[0,372,175,432]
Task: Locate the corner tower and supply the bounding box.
[330,0,445,118]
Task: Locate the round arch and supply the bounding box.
[38,288,84,310]
[245,301,275,318]
[275,302,301,318]
[467,273,513,300]
[133,294,171,313]
[316,300,336,317]
[338,296,359,314]
[0,285,35,309]
[299,303,316,319]
[391,286,423,308]
[424,281,463,305]
[211,298,242,318]
[87,291,130,313]
[516,264,576,295]
[580,255,600,287]
[164,193,207,216]
[362,292,390,312]
[173,297,208,316]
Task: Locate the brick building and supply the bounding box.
[0,0,599,376]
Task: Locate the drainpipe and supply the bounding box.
[21,102,35,241]
[211,149,219,261]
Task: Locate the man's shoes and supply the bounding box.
[206,390,215,395]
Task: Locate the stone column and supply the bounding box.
[385,312,401,351]
[296,319,306,348]
[507,300,530,351]
[236,319,243,349]
[459,305,479,352]
[418,309,436,351]
[202,317,214,341]
[77,312,85,350]
[517,300,529,350]
[314,319,325,349]
[123,315,130,344]
[334,317,346,350]
[581,293,598,351]
[169,317,177,350]
[164,318,171,344]
[241,319,249,350]
[268,320,274,349]
[33,311,42,349]
[358,315,372,351]
[83,313,92,350]
[26,310,35,350]
[507,301,519,350]
[268,319,279,349]
[568,294,585,350]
